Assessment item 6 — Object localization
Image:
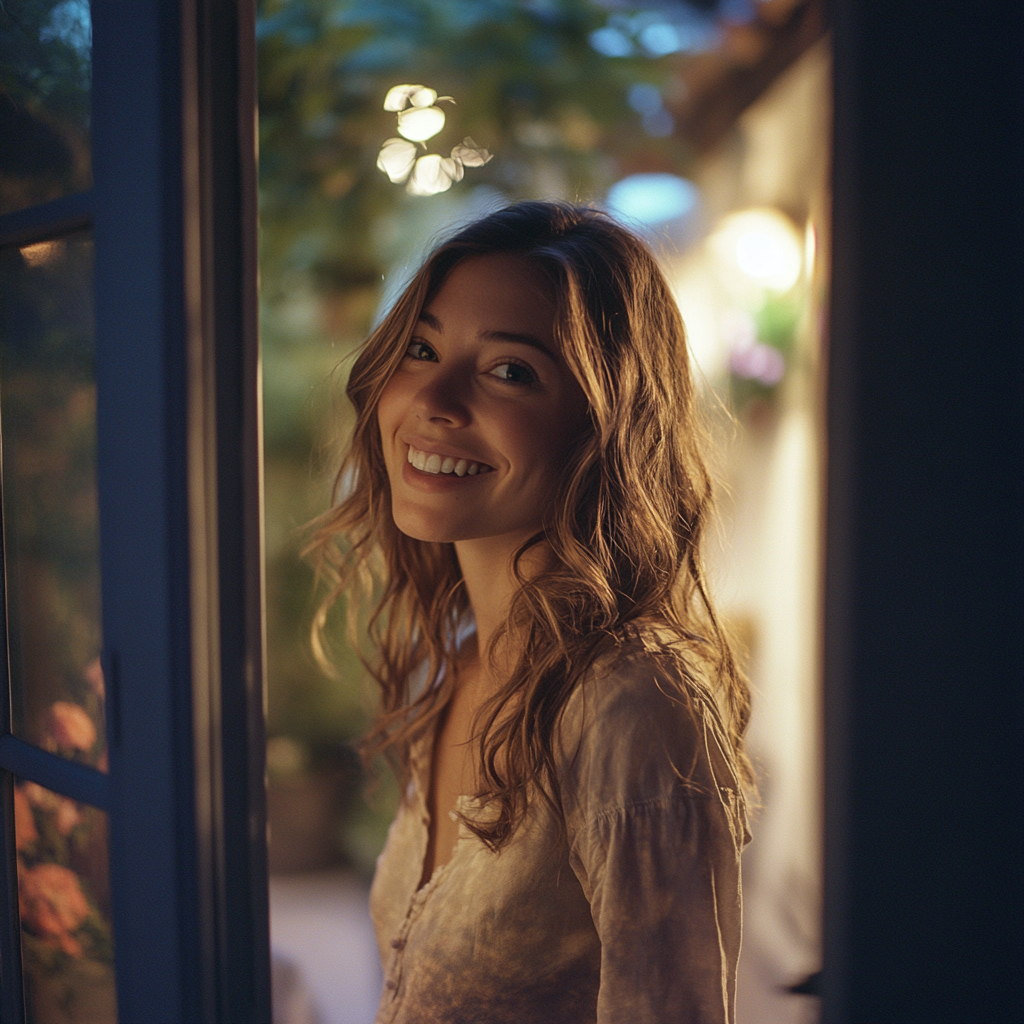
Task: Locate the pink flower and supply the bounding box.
[14,788,38,851]
[22,781,59,812]
[45,702,96,753]
[19,864,90,957]
[53,798,82,837]
[82,656,105,700]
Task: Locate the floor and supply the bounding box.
[270,871,382,1024]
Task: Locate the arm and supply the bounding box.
[561,652,748,1024]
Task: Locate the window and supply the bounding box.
[1,3,271,1020]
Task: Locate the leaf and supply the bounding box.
[397,105,446,142]
[406,155,459,196]
[383,85,448,111]
[407,87,440,108]
[451,138,493,167]
[383,84,428,111]
[376,138,418,183]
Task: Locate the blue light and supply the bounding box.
[642,110,675,138]
[627,84,663,116]
[606,174,699,227]
[719,0,757,24]
[589,26,633,57]
[639,22,681,56]
[39,0,91,52]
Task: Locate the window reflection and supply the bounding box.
[0,230,105,771]
[14,777,116,1024]
[0,0,92,216]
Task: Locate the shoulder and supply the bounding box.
[557,631,746,839]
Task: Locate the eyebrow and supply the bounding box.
[417,312,555,359]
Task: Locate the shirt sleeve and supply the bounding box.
[560,649,748,1024]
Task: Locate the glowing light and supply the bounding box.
[376,138,418,183]
[401,141,491,196]
[711,208,803,292]
[627,84,662,115]
[639,22,680,56]
[804,220,817,281]
[589,26,633,57]
[406,154,461,196]
[606,173,699,227]
[40,0,90,51]
[378,84,491,196]
[383,85,448,112]
[19,240,63,267]
[729,341,786,386]
[397,105,446,142]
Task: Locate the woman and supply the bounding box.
[308,201,752,1023]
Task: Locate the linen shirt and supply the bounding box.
[368,637,749,1024]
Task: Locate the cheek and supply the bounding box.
[375,377,405,449]
[512,408,587,492]
[544,398,589,469]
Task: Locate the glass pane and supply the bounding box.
[0,230,105,770]
[0,0,92,216]
[14,778,116,1024]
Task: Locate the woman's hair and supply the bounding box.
[306,200,752,848]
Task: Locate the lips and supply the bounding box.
[406,443,494,478]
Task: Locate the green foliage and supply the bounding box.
[0,0,90,111]
[755,293,801,356]
[257,0,689,299]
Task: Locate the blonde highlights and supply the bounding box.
[306,201,752,848]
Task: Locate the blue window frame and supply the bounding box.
[0,3,270,1021]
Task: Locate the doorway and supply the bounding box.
[256,3,828,1021]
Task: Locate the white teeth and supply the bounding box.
[406,445,490,477]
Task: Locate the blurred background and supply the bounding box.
[256,1,828,1021]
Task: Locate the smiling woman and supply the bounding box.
[306,201,752,1024]
[377,254,586,548]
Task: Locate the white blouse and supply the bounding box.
[368,636,750,1023]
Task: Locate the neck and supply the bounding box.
[454,532,546,687]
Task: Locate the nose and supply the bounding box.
[411,362,472,427]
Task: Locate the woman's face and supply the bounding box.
[377,253,588,548]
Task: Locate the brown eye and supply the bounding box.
[488,361,536,385]
[405,340,437,361]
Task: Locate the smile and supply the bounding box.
[407,444,494,477]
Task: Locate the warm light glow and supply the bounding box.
[376,137,419,183]
[406,154,461,196]
[383,84,440,112]
[711,208,803,292]
[19,240,64,267]
[378,84,491,196]
[377,138,419,183]
[804,219,816,281]
[397,105,446,142]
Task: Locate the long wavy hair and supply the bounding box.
[306,201,752,849]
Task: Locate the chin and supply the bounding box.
[391,507,463,545]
